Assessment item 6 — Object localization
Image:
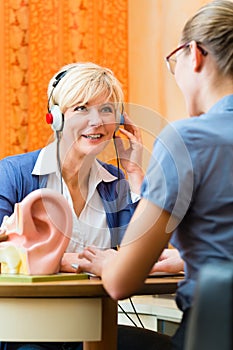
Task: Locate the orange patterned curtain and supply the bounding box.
[0,0,128,159]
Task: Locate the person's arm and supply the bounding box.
[79,198,177,300]
[101,199,176,299]
[0,151,41,225]
[0,160,17,224]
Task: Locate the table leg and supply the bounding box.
[84,297,117,350]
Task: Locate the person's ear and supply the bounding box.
[5,189,73,275]
[189,40,203,73]
[22,189,72,245]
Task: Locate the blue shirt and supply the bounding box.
[141,95,233,311]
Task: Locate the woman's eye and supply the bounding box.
[74,105,87,112]
[101,105,114,113]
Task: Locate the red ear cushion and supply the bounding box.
[46,113,53,125]
[46,105,64,131]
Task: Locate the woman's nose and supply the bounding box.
[88,108,103,126]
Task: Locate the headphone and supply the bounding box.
[119,108,125,125]
[46,69,125,132]
[46,70,67,132]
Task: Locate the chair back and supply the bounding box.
[184,261,233,350]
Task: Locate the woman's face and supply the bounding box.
[61,95,118,156]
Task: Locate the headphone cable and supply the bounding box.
[118,298,145,328]
[113,132,120,248]
[118,303,138,327]
[113,127,144,329]
[129,297,145,328]
[56,130,63,195]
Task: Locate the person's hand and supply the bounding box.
[76,247,118,277]
[0,232,8,242]
[115,113,144,194]
[150,248,184,274]
[0,216,9,242]
[60,252,82,273]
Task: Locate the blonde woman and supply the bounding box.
[0,62,143,258]
[0,62,144,350]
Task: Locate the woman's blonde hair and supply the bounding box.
[47,62,124,114]
[181,0,233,77]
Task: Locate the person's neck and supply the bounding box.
[62,157,93,218]
[197,72,233,115]
[59,146,94,190]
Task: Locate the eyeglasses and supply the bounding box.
[165,42,208,74]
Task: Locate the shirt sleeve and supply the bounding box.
[0,158,18,224]
[141,123,194,222]
[130,191,141,203]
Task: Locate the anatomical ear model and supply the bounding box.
[0,189,72,275]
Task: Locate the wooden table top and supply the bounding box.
[0,276,183,298]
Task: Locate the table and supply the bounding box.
[0,276,182,350]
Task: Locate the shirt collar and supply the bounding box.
[32,141,58,176]
[86,160,118,203]
[208,94,233,114]
[89,159,117,185]
[32,141,118,183]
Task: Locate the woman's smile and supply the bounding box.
[82,133,103,140]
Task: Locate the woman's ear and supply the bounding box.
[189,40,204,73]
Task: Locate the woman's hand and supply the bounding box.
[60,252,81,273]
[77,247,118,277]
[0,216,10,242]
[0,232,8,242]
[150,248,184,274]
[115,113,144,194]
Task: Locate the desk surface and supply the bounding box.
[0,276,183,350]
[0,276,182,297]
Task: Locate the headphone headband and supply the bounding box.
[46,68,125,131]
[52,70,68,87]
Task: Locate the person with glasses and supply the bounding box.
[165,42,208,75]
[78,1,233,349]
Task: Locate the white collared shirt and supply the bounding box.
[32,142,117,253]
